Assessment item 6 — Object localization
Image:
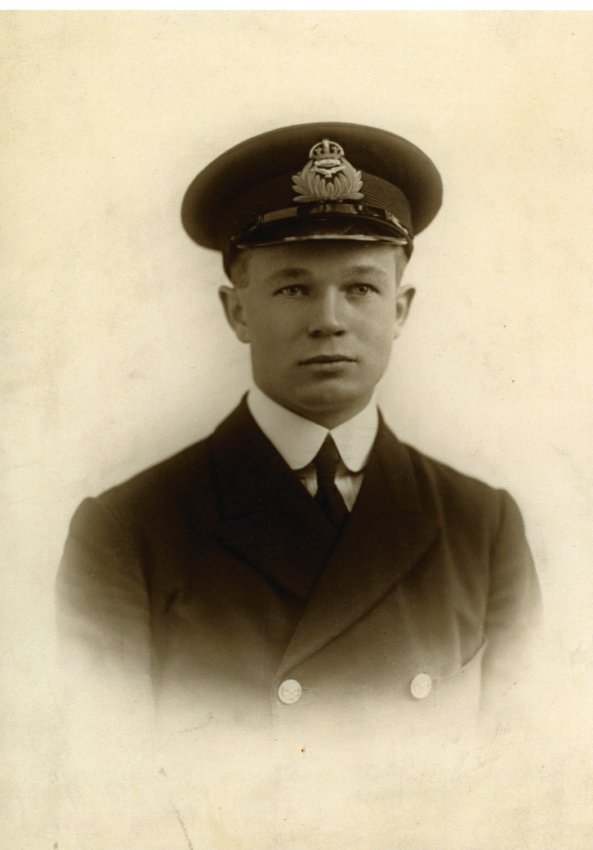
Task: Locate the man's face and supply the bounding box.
[220,241,413,428]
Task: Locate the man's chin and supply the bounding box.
[287,387,371,426]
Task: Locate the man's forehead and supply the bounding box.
[243,241,403,279]
[268,264,391,278]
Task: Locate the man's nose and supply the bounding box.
[308,289,346,337]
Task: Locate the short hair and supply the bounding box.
[228,249,252,288]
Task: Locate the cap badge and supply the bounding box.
[292,139,364,203]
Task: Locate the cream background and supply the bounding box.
[2,11,593,848]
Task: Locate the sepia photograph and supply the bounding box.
[2,11,593,849]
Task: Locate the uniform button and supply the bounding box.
[410,673,432,700]
[277,678,302,705]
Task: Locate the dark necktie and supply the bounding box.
[313,435,348,531]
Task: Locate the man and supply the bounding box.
[56,122,541,772]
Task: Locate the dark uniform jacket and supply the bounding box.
[55,399,542,847]
[56,398,541,740]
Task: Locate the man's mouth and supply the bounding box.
[299,355,356,365]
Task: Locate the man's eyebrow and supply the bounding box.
[345,264,389,276]
[267,267,310,280]
[267,264,388,280]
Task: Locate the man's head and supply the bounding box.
[219,241,413,428]
[181,122,441,425]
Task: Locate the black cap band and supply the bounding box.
[217,171,413,251]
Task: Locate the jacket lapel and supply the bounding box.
[208,399,337,600]
[278,417,438,677]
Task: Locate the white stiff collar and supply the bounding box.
[247,386,378,472]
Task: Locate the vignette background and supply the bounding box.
[2,11,593,847]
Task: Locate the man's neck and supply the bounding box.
[253,391,375,430]
[247,387,379,474]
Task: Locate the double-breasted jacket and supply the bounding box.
[57,399,541,742]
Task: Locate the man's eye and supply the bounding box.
[277,285,306,297]
[349,283,377,296]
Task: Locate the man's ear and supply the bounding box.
[218,286,250,344]
[393,285,415,338]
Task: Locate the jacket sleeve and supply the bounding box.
[55,496,152,680]
[481,490,543,713]
[54,499,188,850]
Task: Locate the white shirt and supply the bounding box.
[247,386,379,511]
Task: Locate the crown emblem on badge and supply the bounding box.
[292,139,364,203]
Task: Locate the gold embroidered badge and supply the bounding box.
[292,139,364,203]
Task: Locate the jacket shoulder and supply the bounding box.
[97,399,252,515]
[401,440,511,528]
[103,436,210,502]
[87,432,216,546]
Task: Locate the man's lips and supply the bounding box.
[298,355,356,365]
